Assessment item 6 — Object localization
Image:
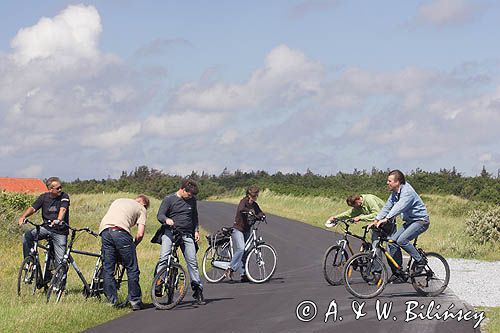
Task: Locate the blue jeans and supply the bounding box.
[388,221,429,271]
[23,227,67,265]
[229,229,250,275]
[101,228,141,305]
[156,229,203,291]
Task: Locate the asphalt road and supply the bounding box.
[87,201,481,333]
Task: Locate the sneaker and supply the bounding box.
[240,275,250,283]
[224,268,234,280]
[193,289,206,305]
[130,301,143,311]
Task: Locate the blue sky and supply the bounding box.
[0,0,499,180]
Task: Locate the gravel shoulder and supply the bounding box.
[446,258,500,307]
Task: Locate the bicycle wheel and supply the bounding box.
[202,244,231,283]
[411,252,450,296]
[47,264,68,304]
[17,256,39,297]
[322,245,348,286]
[245,244,277,284]
[344,252,388,299]
[151,262,188,310]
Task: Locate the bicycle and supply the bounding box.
[151,228,189,310]
[343,227,450,299]
[46,222,125,303]
[202,212,277,284]
[17,219,56,297]
[322,218,372,286]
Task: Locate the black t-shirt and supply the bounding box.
[156,193,198,235]
[32,192,70,235]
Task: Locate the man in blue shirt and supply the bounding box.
[369,170,430,277]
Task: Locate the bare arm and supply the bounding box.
[135,224,145,245]
[18,207,36,225]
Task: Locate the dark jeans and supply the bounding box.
[101,228,141,304]
[23,227,67,265]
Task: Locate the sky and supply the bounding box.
[0,0,499,180]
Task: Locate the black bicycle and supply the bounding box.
[46,223,125,303]
[322,218,372,286]
[17,219,56,297]
[344,227,450,299]
[151,229,189,310]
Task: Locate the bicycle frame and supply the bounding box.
[370,235,420,279]
[25,220,54,285]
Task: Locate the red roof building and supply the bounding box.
[0,177,47,194]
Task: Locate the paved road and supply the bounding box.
[88,201,482,333]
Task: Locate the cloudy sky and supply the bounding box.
[1,0,499,180]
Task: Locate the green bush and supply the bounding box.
[0,192,35,237]
[465,207,500,244]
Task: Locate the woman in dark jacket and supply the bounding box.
[225,185,263,282]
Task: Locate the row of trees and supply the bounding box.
[63,166,500,204]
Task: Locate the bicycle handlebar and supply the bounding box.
[24,219,99,237]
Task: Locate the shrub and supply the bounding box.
[465,207,500,244]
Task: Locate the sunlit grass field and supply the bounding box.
[0,192,208,333]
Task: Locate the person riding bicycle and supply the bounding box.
[325,193,394,277]
[98,195,150,311]
[224,185,265,283]
[368,169,430,280]
[18,177,70,268]
[152,179,206,305]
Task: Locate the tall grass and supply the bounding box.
[211,190,500,260]
[0,192,207,333]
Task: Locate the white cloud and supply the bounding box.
[416,0,484,27]
[10,4,102,66]
[143,111,226,138]
[173,45,323,111]
[82,123,142,148]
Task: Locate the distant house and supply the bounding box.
[0,177,47,194]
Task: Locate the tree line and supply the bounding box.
[63,165,500,204]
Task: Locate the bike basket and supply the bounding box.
[206,230,230,247]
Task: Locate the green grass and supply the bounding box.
[211,189,500,260]
[211,189,500,332]
[478,307,500,333]
[0,192,208,333]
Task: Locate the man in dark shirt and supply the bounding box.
[153,179,205,305]
[18,177,70,265]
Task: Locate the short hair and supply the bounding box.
[181,179,199,195]
[246,185,260,197]
[346,194,361,206]
[45,177,61,189]
[388,169,406,184]
[136,194,150,209]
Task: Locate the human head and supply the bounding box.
[346,194,362,208]
[387,169,406,191]
[136,194,150,209]
[246,185,260,200]
[179,179,199,199]
[46,177,62,196]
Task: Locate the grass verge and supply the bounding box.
[0,192,207,333]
